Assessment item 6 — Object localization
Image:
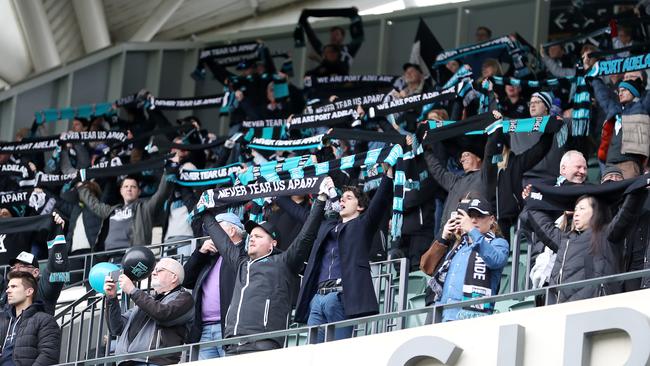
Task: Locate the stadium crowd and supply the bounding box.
[1,4,650,365]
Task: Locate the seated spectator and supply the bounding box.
[427,197,509,321]
[197,177,331,355]
[0,271,61,366]
[103,258,194,365]
[183,213,245,360]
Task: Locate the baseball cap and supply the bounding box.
[9,251,39,267]
[244,220,281,245]
[216,212,245,231]
[467,197,492,216]
[402,62,423,73]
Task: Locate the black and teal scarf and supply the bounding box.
[35,103,115,125]
[367,86,458,118]
[586,51,650,77]
[172,163,244,187]
[0,136,60,153]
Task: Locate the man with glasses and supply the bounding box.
[103,257,194,365]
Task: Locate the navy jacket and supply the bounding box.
[278,176,394,323]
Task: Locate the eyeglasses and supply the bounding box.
[153,267,171,275]
[10,264,35,272]
[528,100,544,106]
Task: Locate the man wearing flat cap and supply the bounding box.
[103,257,194,365]
[183,212,245,359]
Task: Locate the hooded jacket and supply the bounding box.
[591,78,650,164]
[201,199,325,346]
[106,286,194,365]
[526,189,646,302]
[0,301,61,366]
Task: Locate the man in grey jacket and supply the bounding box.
[103,257,194,365]
[197,176,332,355]
[78,155,178,253]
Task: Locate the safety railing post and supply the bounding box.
[510,218,521,293]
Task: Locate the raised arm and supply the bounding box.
[468,229,509,269]
[607,189,649,243]
[78,185,113,219]
[423,147,459,192]
[525,209,564,252]
[590,77,621,119]
[202,213,245,267]
[141,171,175,215]
[364,175,394,228]
[284,198,326,272]
[129,288,194,325]
[275,196,310,223]
[299,14,324,56]
[541,55,575,78]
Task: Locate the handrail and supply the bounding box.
[53,268,650,366]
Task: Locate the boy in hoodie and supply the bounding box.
[0,271,61,366]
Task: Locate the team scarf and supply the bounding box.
[147,94,229,111]
[0,190,31,208]
[79,155,167,181]
[192,176,325,217]
[542,25,611,50]
[571,65,590,137]
[491,75,575,89]
[433,34,534,78]
[172,162,244,187]
[247,134,325,151]
[428,231,496,316]
[241,119,286,129]
[525,173,650,212]
[46,226,69,283]
[59,130,128,144]
[197,41,261,67]
[0,136,60,153]
[442,65,474,89]
[0,164,31,179]
[419,113,498,144]
[0,214,53,266]
[168,137,227,151]
[367,86,458,118]
[303,75,397,93]
[287,109,358,129]
[294,7,362,48]
[586,51,650,77]
[308,93,387,114]
[242,125,287,142]
[34,171,78,187]
[34,103,116,125]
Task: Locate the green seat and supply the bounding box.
[406,293,428,328]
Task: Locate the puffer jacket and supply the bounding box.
[591,78,650,164]
[0,301,61,366]
[106,286,194,365]
[527,189,647,302]
[201,198,325,346]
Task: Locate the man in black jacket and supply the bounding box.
[198,177,331,355]
[0,271,61,366]
[279,167,394,343]
[183,212,245,360]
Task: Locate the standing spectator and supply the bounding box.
[526,187,648,303]
[78,156,177,255]
[103,258,194,365]
[182,213,245,360]
[590,76,650,179]
[279,168,394,342]
[427,197,509,321]
[499,84,529,119]
[0,271,61,366]
[198,178,331,355]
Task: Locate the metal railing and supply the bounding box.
[53,255,409,363]
[53,268,650,366]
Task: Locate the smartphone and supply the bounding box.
[450,211,458,221]
[109,269,122,284]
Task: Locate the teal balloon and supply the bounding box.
[89,262,120,294]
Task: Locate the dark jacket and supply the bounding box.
[0,265,65,316]
[55,190,102,253]
[182,242,241,342]
[424,148,484,236]
[201,199,325,345]
[280,176,393,324]
[482,129,555,221]
[526,189,646,302]
[79,173,174,250]
[0,301,61,366]
[106,286,194,365]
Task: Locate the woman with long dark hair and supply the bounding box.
[526,189,647,303]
